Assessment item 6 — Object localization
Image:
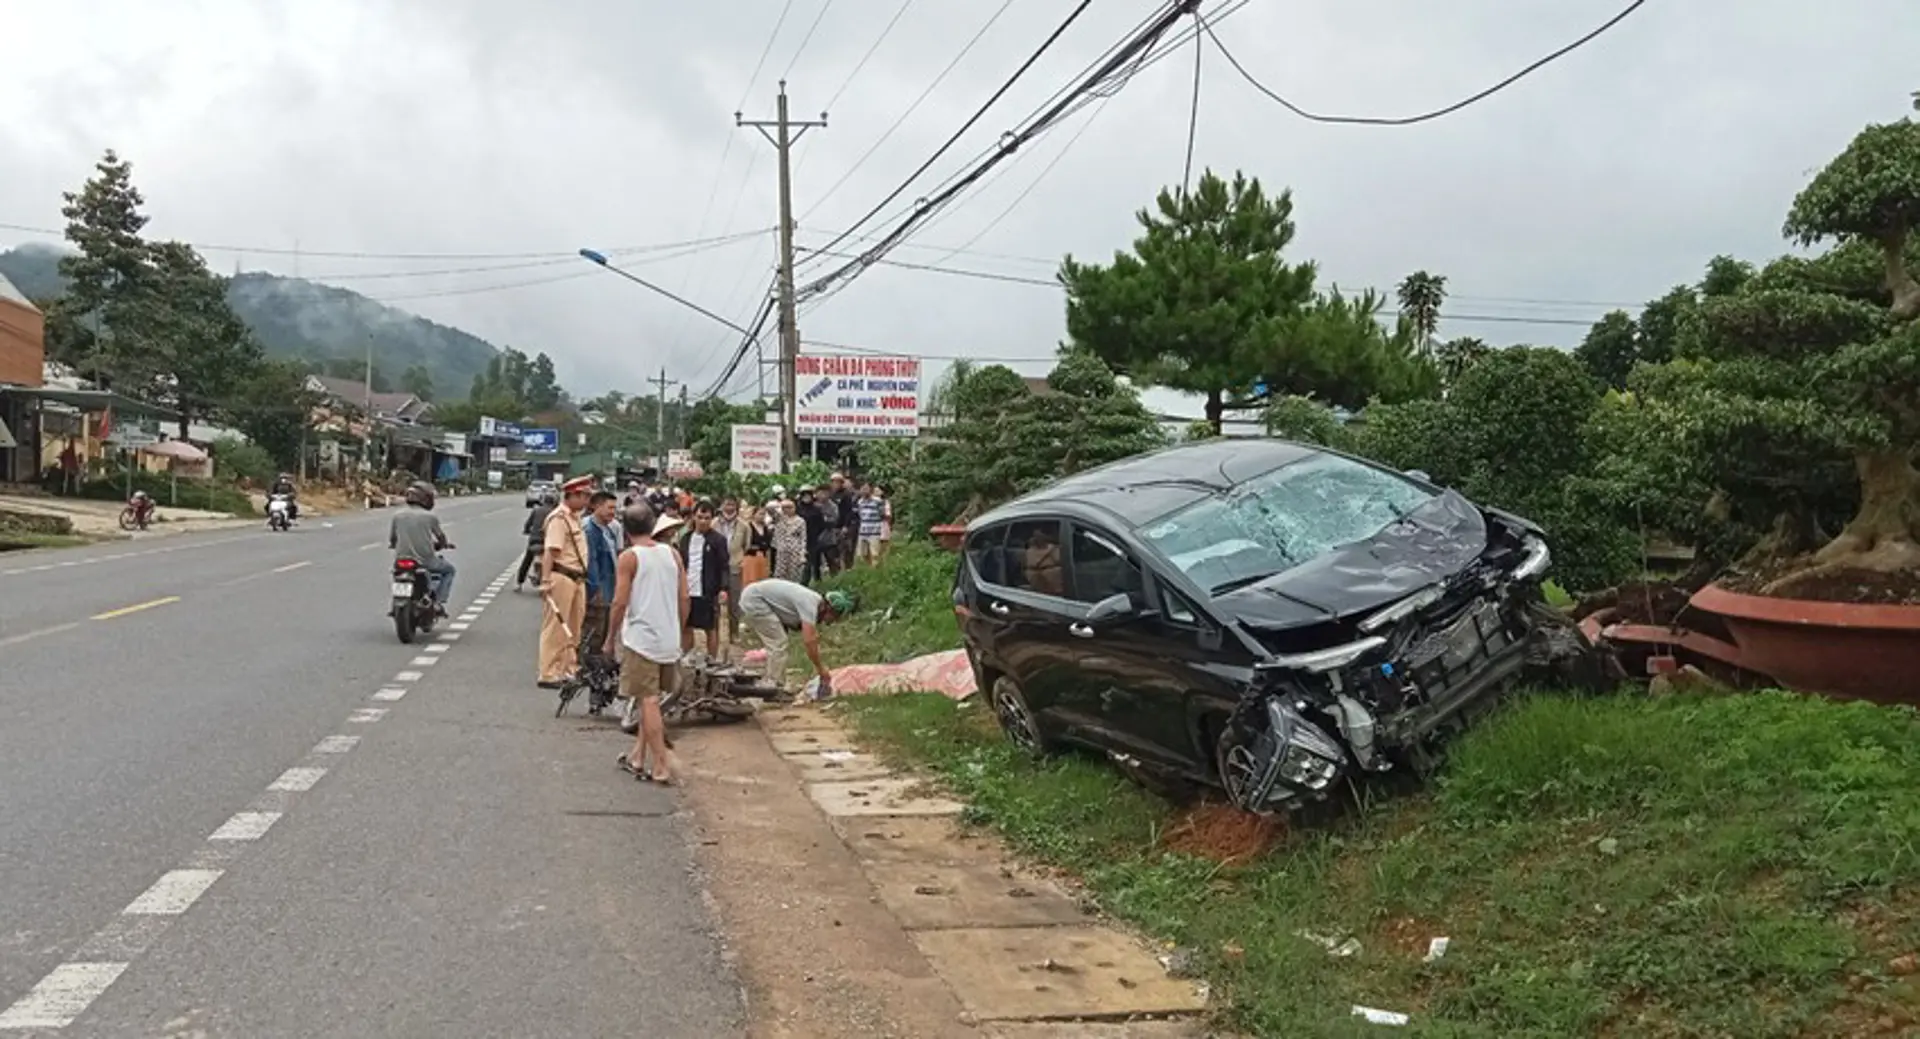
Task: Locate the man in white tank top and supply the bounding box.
[604,503,688,785]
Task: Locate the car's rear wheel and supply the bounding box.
[989,676,1053,758]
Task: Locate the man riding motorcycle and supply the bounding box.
[390,481,455,614]
[269,472,299,521]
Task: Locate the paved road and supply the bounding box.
[0,497,744,1037]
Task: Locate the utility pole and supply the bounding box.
[648,367,674,470]
[738,81,826,464]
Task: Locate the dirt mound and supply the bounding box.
[1161,802,1286,865]
[1756,565,1920,606]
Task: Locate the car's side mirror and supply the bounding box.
[1404,469,1432,483]
[1085,592,1139,626]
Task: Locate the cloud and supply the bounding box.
[2,0,1915,422]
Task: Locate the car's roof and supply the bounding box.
[973,437,1325,531]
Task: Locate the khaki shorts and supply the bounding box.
[619,647,679,700]
[856,536,883,561]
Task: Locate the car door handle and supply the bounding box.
[988,601,1011,616]
[1067,622,1095,638]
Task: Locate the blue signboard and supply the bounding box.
[521,428,560,455]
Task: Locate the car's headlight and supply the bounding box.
[1512,536,1551,581]
[1358,584,1444,634]
[1265,700,1346,791]
[1266,636,1387,674]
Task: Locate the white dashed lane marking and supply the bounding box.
[0,964,129,1029]
[123,870,223,916]
[267,767,327,792]
[0,551,522,1030]
[209,812,281,842]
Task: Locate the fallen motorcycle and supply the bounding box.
[663,656,793,724]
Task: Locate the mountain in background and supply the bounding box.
[0,242,502,399]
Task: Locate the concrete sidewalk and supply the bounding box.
[0,492,253,538]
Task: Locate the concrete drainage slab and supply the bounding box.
[758,709,854,734]
[832,817,1006,866]
[769,731,858,757]
[808,777,964,817]
[785,751,898,783]
[912,927,1208,1022]
[866,861,1088,930]
[985,1022,1209,1038]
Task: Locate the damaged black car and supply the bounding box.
[953,437,1563,815]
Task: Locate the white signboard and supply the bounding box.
[729,424,783,475]
[107,427,159,447]
[488,446,508,463]
[440,432,469,457]
[794,354,920,438]
[666,448,703,479]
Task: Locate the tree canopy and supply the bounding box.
[1060,169,1431,432]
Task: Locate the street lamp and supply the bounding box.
[577,248,756,337]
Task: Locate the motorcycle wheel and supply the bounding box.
[394,605,416,644]
[118,508,137,531]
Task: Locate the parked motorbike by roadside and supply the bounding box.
[389,550,451,643]
[119,491,155,531]
[267,493,293,532]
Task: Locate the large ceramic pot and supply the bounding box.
[1688,583,1920,704]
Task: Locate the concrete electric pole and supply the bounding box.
[648,367,674,468]
[738,81,826,464]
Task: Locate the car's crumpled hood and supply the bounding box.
[1214,491,1490,631]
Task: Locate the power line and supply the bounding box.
[1204,0,1652,127]
[798,0,1015,224]
[797,0,1239,278]
[820,0,912,113]
[795,247,1612,327]
[805,0,1098,265]
[799,2,1200,300]
[299,229,772,282]
[667,0,797,345]
[781,0,837,80]
[920,96,1113,266]
[0,220,774,264]
[1181,7,1203,195]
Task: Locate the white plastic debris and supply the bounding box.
[1297,930,1361,957]
[1351,1005,1410,1026]
[820,750,856,762]
[1424,937,1450,962]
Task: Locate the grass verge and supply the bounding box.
[839,686,1920,1037]
[0,531,97,551]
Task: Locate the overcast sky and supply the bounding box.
[2,0,1914,421]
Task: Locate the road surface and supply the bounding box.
[0,496,744,1037]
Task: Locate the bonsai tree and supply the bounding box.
[1668,115,1920,595]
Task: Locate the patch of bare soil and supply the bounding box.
[1160,802,1286,866]
[1574,580,1696,626]
[1738,564,1920,606]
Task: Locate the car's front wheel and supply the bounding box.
[989,676,1054,759]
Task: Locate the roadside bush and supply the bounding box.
[209,436,276,487]
[1261,395,1350,449]
[816,542,963,664]
[1350,348,1637,590]
[76,471,254,515]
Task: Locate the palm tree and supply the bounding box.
[1396,271,1448,356]
[1435,336,1492,389]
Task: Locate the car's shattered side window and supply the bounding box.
[1141,455,1437,592]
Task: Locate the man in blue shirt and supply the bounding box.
[581,490,622,659]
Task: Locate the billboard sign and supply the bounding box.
[666,448,703,479]
[521,428,560,454]
[477,416,522,439]
[793,354,920,438]
[729,424,783,475]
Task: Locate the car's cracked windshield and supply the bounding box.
[1139,454,1438,595]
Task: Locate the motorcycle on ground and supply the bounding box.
[267,494,293,532]
[389,552,449,644]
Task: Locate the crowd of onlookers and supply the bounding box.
[516,472,879,783]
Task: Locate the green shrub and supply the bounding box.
[1261,395,1351,449]
[209,436,277,486]
[76,471,254,516]
[816,541,963,664]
